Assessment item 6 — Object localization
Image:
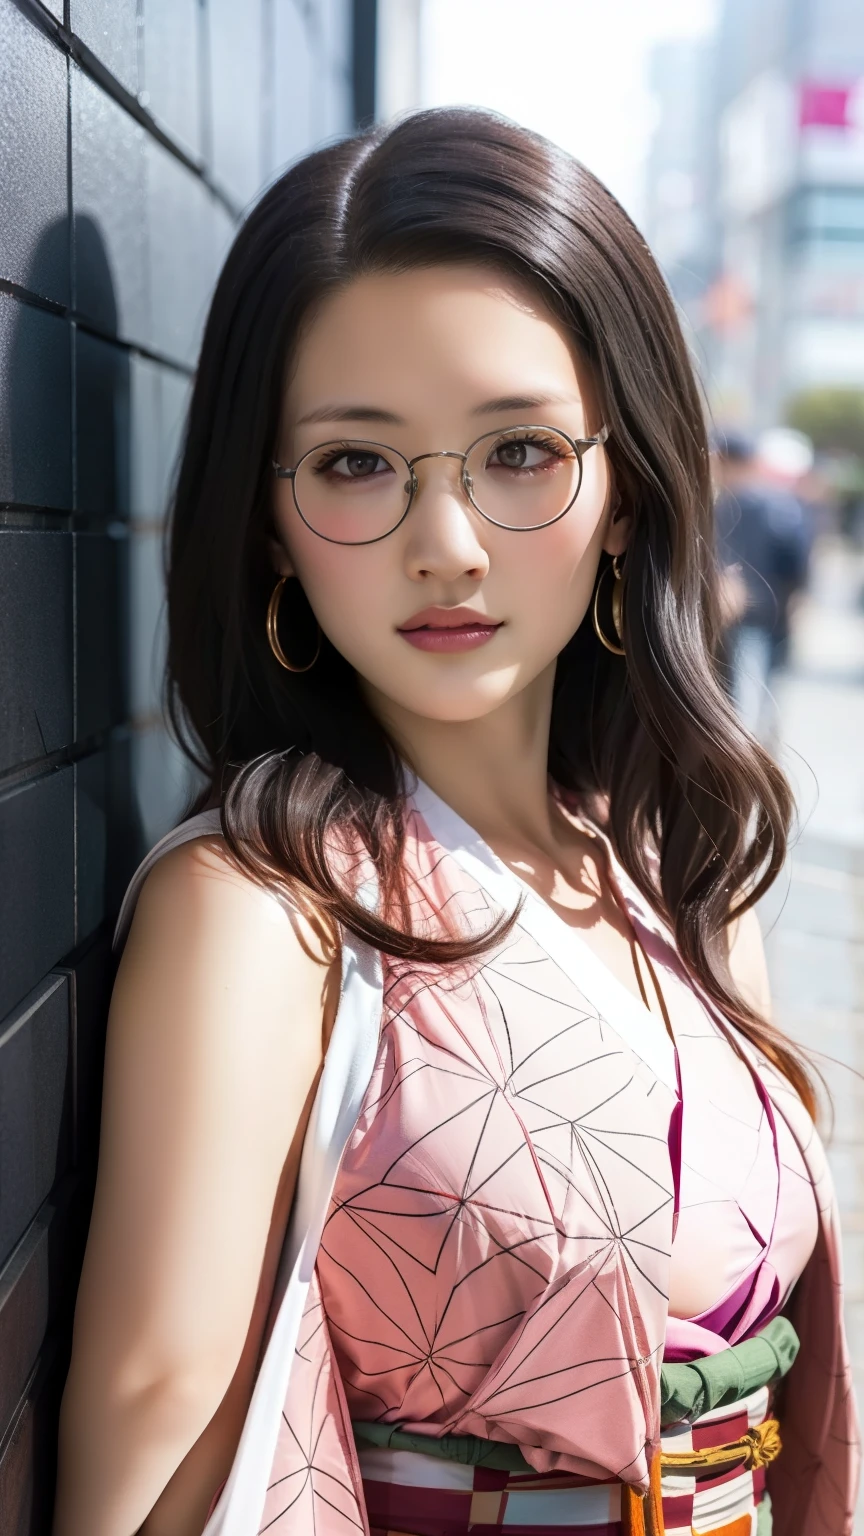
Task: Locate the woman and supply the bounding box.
[54,109,858,1536]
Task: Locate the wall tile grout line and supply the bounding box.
[0,732,114,802]
[0,975,67,1053]
[68,963,79,1168]
[9,0,242,223]
[0,511,74,529]
[0,509,142,533]
[0,278,196,379]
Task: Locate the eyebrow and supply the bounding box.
[296,404,404,425]
[470,392,582,416]
[296,392,583,426]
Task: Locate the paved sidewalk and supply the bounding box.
[758,538,864,1526]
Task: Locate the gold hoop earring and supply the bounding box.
[266,576,321,672]
[592,555,625,656]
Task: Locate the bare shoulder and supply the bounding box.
[726,902,773,1020]
[116,830,337,1058]
[130,829,333,970]
[136,831,332,955]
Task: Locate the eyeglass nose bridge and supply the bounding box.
[407,449,468,467]
[403,448,472,498]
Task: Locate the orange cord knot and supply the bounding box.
[622,1418,782,1534]
[741,1417,782,1469]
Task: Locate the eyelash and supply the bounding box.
[310,442,371,474]
[490,433,572,462]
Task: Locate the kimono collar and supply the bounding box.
[408,774,679,1097]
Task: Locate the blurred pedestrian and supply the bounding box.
[756,428,817,669]
[712,427,812,738]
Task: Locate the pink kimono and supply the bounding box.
[114,778,859,1535]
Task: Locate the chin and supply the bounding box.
[395,681,518,724]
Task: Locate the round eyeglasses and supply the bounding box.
[272,423,610,545]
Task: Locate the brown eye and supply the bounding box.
[495,442,528,469]
[345,451,383,478]
[312,448,394,480]
[486,436,567,473]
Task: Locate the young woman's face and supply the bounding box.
[271,265,627,725]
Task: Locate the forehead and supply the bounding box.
[283,265,590,414]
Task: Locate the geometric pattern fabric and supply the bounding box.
[258,802,838,1533]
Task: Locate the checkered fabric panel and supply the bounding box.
[362,1385,772,1534]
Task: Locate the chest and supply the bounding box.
[318,920,677,1424]
[320,897,815,1367]
[315,802,818,1433]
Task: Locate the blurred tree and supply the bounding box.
[785,388,864,458]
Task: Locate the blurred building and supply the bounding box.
[0,1,373,1526]
[646,0,864,429]
[644,37,717,316]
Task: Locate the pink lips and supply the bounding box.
[397,606,503,653]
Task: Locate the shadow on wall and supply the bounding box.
[0,215,151,1530]
[9,212,147,930]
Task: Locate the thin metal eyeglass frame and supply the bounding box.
[272,423,611,545]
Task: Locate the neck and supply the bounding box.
[366,665,560,853]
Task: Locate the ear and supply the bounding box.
[601,483,631,558]
[267,534,296,578]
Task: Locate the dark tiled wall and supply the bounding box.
[0,2,361,1528]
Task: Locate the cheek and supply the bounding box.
[494,451,609,620]
[282,531,393,658]
[500,512,602,626]
[275,494,364,620]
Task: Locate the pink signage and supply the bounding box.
[799,81,853,130]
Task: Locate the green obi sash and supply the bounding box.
[352,1315,799,1474]
[659,1315,798,1426]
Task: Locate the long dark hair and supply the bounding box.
[166,108,814,1113]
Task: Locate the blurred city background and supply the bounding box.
[0,0,862,1526]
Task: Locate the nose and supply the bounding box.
[401,457,490,584]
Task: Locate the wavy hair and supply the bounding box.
[166,108,814,1113]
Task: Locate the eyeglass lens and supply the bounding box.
[291,427,584,543]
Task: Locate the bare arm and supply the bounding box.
[53,837,334,1536]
